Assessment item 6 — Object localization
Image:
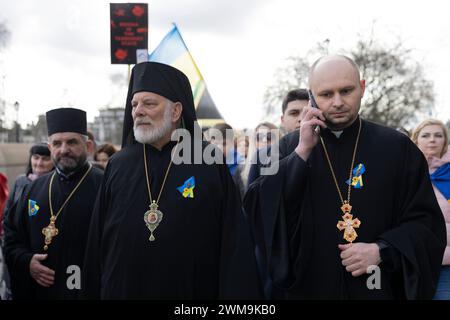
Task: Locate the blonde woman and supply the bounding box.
[412,119,450,300]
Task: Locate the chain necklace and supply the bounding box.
[143,143,178,242]
[319,117,362,243]
[42,163,93,251]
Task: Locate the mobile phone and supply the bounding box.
[308,90,320,133]
[308,89,319,109]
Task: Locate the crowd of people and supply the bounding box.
[0,56,449,300]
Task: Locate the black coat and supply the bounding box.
[3,164,103,299]
[244,118,446,299]
[81,141,262,299]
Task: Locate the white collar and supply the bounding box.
[331,130,344,138]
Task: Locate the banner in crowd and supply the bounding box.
[110,3,148,64]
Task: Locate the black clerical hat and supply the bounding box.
[121,62,199,147]
[46,108,87,136]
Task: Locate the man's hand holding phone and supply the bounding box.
[295,90,327,161]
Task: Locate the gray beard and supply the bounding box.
[54,157,87,176]
[133,106,173,145]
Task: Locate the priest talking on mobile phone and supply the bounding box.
[244,55,446,299]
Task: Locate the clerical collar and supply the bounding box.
[324,116,360,140]
[331,130,344,138]
[55,161,89,180]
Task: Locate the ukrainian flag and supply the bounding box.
[28,199,39,216]
[431,163,450,203]
[346,163,365,189]
[149,24,223,127]
[177,176,196,198]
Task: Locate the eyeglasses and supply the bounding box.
[256,132,273,143]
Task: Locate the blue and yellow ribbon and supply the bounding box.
[346,163,365,189]
[177,176,195,198]
[28,199,39,216]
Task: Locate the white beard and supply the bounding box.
[133,103,174,145]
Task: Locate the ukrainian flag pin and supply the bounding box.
[177,176,195,198]
[28,199,40,216]
[346,163,366,189]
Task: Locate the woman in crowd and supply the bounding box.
[235,134,249,160]
[412,119,450,300]
[243,122,279,189]
[5,143,53,208]
[93,143,117,169]
[1,143,53,300]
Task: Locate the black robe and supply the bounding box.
[3,163,103,299]
[244,118,446,299]
[81,140,262,299]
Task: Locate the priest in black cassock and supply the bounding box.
[244,55,447,299]
[81,62,262,299]
[3,108,103,299]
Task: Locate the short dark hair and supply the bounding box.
[26,143,51,175]
[281,89,309,114]
[95,143,117,159]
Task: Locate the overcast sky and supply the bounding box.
[0,0,449,130]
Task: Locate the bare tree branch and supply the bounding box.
[263,34,434,129]
[0,21,10,50]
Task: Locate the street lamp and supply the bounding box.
[14,101,19,142]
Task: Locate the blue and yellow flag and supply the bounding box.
[149,24,223,126]
[149,24,205,107]
[346,163,365,189]
[177,176,196,199]
[28,199,39,216]
[431,163,450,203]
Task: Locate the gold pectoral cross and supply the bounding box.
[336,202,361,243]
[42,216,59,251]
